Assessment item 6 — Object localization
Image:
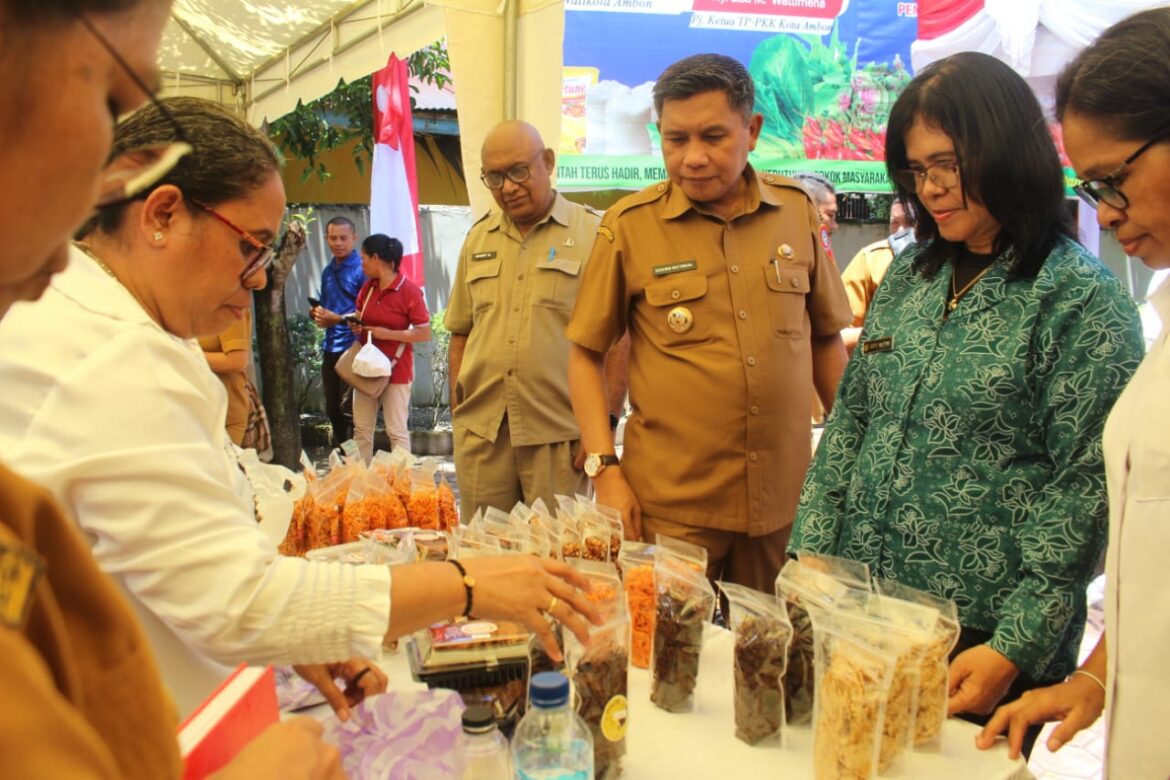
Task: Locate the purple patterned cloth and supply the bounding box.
[321,689,466,779]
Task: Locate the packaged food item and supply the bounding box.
[362,528,417,563]
[411,530,451,561]
[389,450,413,505]
[774,557,871,724]
[617,542,656,669]
[453,525,503,559]
[341,469,390,543]
[873,579,959,751]
[595,503,624,561]
[437,473,458,531]
[812,623,897,780]
[655,534,708,575]
[719,582,793,746]
[407,460,440,530]
[566,562,628,779]
[307,466,354,550]
[280,492,311,556]
[650,547,715,713]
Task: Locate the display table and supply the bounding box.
[307,625,1032,779]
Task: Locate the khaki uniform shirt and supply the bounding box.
[0,463,181,779]
[197,309,251,443]
[842,238,895,326]
[446,193,600,446]
[567,167,852,535]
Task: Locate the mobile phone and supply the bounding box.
[307,296,321,308]
[343,313,362,325]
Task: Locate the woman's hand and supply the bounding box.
[347,322,363,336]
[947,644,1020,716]
[462,555,605,662]
[209,717,344,780]
[976,674,1105,758]
[292,658,389,722]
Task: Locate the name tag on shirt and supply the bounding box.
[472,251,497,261]
[862,337,894,354]
[653,260,698,277]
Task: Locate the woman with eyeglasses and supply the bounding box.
[789,51,1145,757]
[349,233,431,461]
[0,1,350,778]
[0,92,602,720]
[977,9,1170,775]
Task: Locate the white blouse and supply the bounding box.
[1102,273,1170,778]
[0,247,390,716]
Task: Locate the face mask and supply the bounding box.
[888,227,916,256]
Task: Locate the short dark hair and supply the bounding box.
[362,234,403,270]
[93,97,280,234]
[653,53,755,119]
[885,51,1073,277]
[794,172,836,201]
[326,216,356,235]
[1,0,143,23]
[1055,7,1170,143]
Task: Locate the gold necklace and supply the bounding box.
[947,261,995,312]
[73,242,118,280]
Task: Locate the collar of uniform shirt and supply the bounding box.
[489,190,572,234]
[661,166,773,220]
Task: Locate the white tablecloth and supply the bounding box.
[310,625,1033,779]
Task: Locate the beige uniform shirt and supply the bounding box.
[446,193,600,446]
[842,238,895,326]
[567,167,852,535]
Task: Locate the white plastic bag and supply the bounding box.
[352,332,394,378]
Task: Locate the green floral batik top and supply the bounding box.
[791,237,1143,681]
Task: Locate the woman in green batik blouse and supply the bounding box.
[789,51,1145,756]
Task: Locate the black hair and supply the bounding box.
[93,96,280,235]
[1,0,143,22]
[885,51,1073,278]
[1055,7,1170,143]
[326,216,356,235]
[362,234,403,271]
[653,53,755,120]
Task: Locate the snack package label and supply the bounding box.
[601,694,628,742]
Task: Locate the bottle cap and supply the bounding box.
[529,671,570,708]
[462,704,497,733]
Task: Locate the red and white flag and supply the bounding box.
[370,53,425,287]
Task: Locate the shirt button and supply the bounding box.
[750,405,759,415]
[730,265,740,273]
[749,452,759,463]
[517,273,525,280]
[506,369,514,376]
[738,310,748,320]
[513,304,520,311]
[747,357,757,367]
[671,290,680,300]
[507,337,514,344]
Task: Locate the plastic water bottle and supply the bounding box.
[457,704,513,780]
[512,671,594,780]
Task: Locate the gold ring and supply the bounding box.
[546,596,559,614]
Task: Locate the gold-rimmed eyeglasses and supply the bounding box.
[190,199,276,282]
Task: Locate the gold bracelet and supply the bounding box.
[1069,668,1106,693]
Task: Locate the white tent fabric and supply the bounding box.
[157,0,565,215]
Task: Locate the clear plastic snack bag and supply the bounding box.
[341,468,395,543]
[406,459,440,530]
[650,547,715,713]
[775,557,871,725]
[813,623,898,780]
[437,472,458,531]
[719,581,793,746]
[566,561,628,779]
[873,578,960,751]
[617,541,656,669]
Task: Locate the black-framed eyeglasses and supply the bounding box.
[894,159,961,193]
[1074,135,1166,211]
[75,13,193,209]
[480,152,544,189]
[190,199,276,282]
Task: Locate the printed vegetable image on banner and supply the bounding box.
[561,0,919,192]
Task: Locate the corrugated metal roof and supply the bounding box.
[410,72,456,112]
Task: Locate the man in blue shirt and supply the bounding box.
[310,216,366,448]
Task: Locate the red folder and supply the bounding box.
[177,664,279,779]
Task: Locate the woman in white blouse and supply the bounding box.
[0,96,600,718]
[977,8,1170,777]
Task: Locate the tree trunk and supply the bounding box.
[254,219,307,468]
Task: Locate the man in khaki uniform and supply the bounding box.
[566,54,852,592]
[447,121,611,520]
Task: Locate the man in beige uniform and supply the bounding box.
[446,121,608,520]
[567,54,852,591]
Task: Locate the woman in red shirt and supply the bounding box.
[350,234,431,460]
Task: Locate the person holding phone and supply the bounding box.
[309,217,366,449]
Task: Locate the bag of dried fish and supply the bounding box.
[650,547,715,713]
[719,581,793,746]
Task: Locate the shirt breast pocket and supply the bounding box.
[764,265,809,338]
[466,257,502,313]
[642,274,713,348]
[533,255,582,310]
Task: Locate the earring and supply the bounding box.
[153,231,164,243]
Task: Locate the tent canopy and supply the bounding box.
[158,0,564,214]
